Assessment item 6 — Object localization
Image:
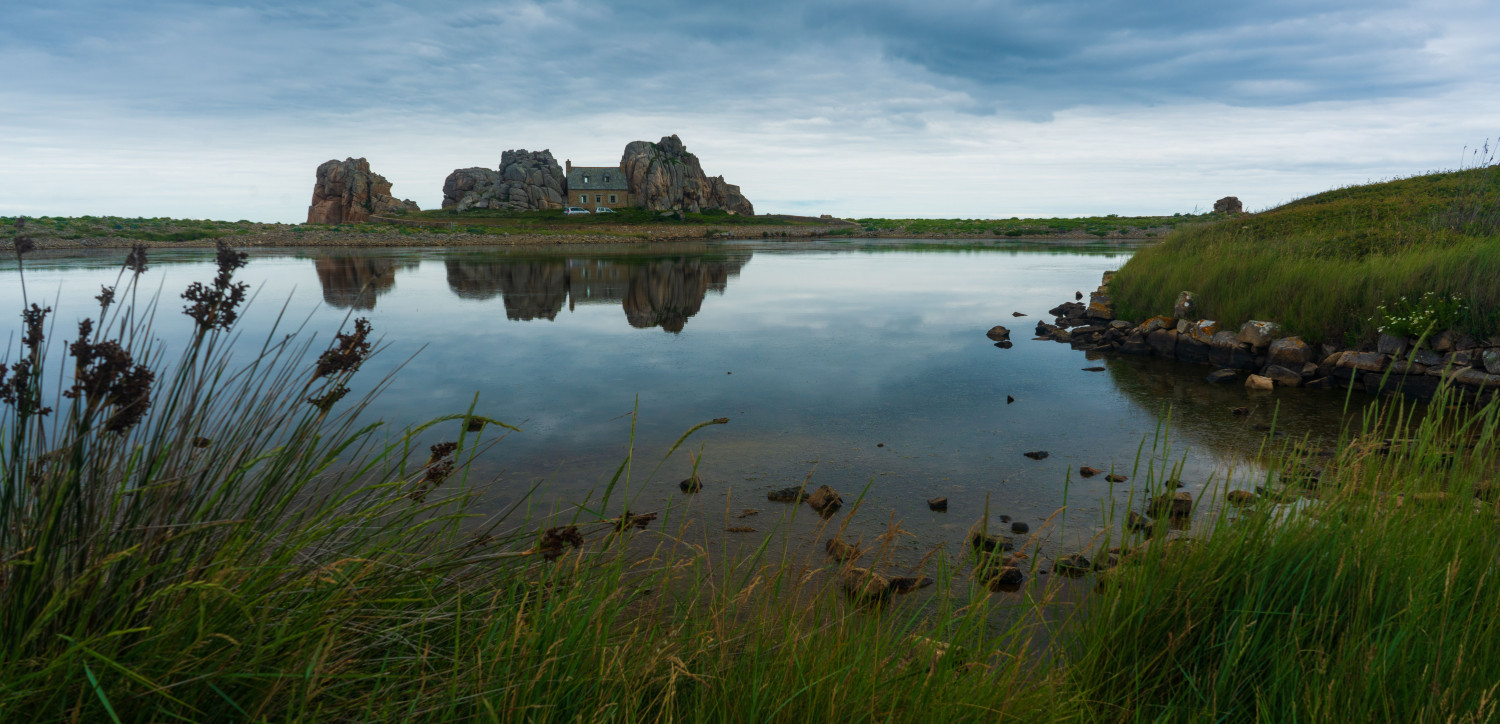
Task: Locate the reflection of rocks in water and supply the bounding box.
[622,258,744,333]
[445,260,568,321]
[442,253,749,331]
[313,256,414,310]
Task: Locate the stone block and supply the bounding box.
[1267,336,1311,368]
[1237,320,1284,349]
[1147,329,1178,357]
[1262,365,1303,387]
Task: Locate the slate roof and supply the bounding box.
[567,166,628,191]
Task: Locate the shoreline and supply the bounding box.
[19,224,1172,251]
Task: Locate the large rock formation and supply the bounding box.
[442,149,566,212]
[620,135,753,215]
[306,158,419,225]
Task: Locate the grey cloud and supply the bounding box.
[5,0,1489,123]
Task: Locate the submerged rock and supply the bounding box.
[986,565,1025,588]
[1079,466,1103,478]
[986,325,1011,341]
[1205,369,1239,384]
[826,537,861,561]
[1149,491,1194,518]
[888,576,935,594]
[1023,450,1050,460]
[1054,554,1092,577]
[1245,374,1274,391]
[679,474,702,493]
[970,531,1015,553]
[1226,490,1257,506]
[927,497,948,511]
[842,567,892,603]
[807,484,843,514]
[767,486,810,502]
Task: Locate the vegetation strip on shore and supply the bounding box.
[0,208,1222,250]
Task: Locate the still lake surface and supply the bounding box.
[1,239,1365,568]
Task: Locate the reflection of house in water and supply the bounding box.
[442,253,750,331]
[313,256,419,310]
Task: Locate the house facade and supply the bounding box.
[564,161,632,209]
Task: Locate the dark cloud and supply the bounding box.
[3,0,1487,121]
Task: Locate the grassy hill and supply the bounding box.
[1110,167,1500,345]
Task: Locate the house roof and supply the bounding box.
[567,166,628,190]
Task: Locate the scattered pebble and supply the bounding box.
[1079,466,1103,477]
[726,526,756,533]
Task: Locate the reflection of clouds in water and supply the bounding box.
[312,256,419,310]
[440,254,750,332]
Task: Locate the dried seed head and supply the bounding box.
[124,243,148,275]
[65,321,155,434]
[313,318,373,379]
[21,303,49,352]
[182,241,250,332]
[0,359,52,418]
[12,216,35,257]
[305,384,349,412]
[96,285,116,308]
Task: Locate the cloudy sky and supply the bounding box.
[3,0,1498,222]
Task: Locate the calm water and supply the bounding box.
[1,240,1366,568]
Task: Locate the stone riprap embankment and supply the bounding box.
[1033,273,1500,402]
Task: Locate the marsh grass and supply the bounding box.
[1111,161,1500,343]
[4,234,1500,721]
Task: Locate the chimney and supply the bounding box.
[565,159,572,174]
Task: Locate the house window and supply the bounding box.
[595,195,602,203]
[609,194,617,204]
[583,175,590,183]
[579,194,587,204]
[604,174,610,183]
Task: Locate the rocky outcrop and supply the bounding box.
[620,135,754,215]
[1214,196,1244,214]
[442,149,566,212]
[307,158,419,225]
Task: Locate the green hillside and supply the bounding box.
[1110,167,1500,345]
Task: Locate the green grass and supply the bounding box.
[0,216,274,243]
[5,239,1500,721]
[1110,165,1500,343]
[855,213,1204,238]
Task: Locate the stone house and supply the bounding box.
[565,160,631,209]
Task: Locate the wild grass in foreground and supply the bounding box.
[3,226,1499,721]
[1110,156,1500,344]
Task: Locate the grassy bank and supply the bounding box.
[5,237,1500,721]
[1110,164,1500,344]
[854,213,1206,238]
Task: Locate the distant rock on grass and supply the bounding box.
[1213,196,1244,214]
[307,158,419,224]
